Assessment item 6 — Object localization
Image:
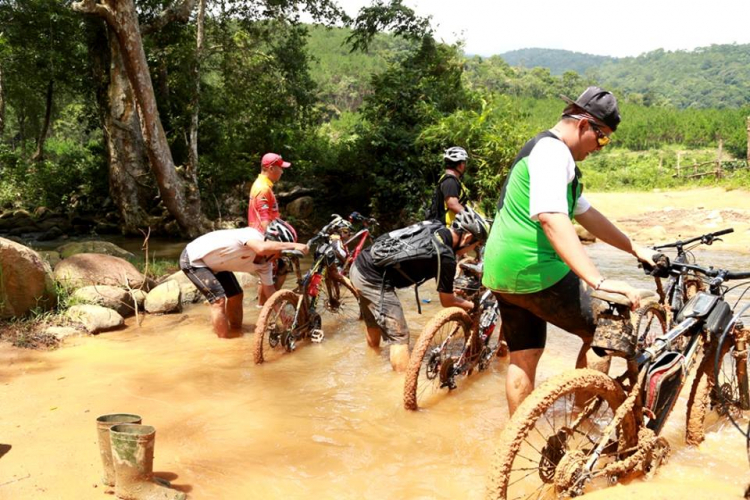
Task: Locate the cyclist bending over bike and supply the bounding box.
[482,86,655,415]
[180,219,308,339]
[349,208,490,372]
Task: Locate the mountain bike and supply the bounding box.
[403,257,505,411]
[635,228,734,351]
[253,214,360,364]
[339,211,379,275]
[487,257,750,500]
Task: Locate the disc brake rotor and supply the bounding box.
[426,349,441,380]
[539,429,571,484]
[554,449,587,494]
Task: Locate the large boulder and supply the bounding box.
[71,285,135,317]
[165,271,203,304]
[285,196,314,219]
[0,238,57,319]
[54,253,150,290]
[56,240,136,261]
[574,225,596,244]
[65,304,124,334]
[144,280,181,314]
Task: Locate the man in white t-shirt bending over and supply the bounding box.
[180,219,307,338]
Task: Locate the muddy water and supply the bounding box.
[1,244,748,499]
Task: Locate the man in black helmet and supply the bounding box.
[425,146,471,226]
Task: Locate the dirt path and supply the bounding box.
[587,187,750,253]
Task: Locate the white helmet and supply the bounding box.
[452,207,490,243]
[265,219,298,243]
[443,146,468,163]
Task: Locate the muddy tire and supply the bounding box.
[634,304,667,350]
[487,369,637,500]
[685,336,748,445]
[403,307,473,411]
[253,289,300,365]
[319,273,360,321]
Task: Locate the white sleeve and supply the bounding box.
[528,138,576,221]
[574,194,591,216]
[255,262,275,287]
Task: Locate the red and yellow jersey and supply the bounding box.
[247,175,279,232]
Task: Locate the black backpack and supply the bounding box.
[370,220,451,268]
[369,220,453,314]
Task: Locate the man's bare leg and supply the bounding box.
[389,344,410,372]
[506,348,544,416]
[226,293,244,334]
[210,298,230,338]
[366,326,381,349]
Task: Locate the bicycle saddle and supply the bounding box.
[591,288,657,307]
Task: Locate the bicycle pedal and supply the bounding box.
[310,329,325,343]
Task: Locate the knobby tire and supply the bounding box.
[253,289,300,365]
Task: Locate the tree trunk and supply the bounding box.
[186,0,206,181]
[89,19,154,234]
[31,79,54,161]
[73,0,208,238]
[0,63,5,138]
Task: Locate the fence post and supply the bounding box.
[717,139,723,179]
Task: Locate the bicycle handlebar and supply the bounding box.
[669,261,750,282]
[281,249,305,259]
[653,228,734,250]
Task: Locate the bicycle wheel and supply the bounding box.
[253,289,300,364]
[634,304,667,350]
[318,272,360,321]
[487,369,638,500]
[403,307,473,411]
[686,331,749,445]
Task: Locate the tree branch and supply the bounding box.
[142,0,198,35]
[71,0,115,26]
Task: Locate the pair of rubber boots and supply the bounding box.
[96,413,186,500]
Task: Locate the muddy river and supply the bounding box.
[1,243,749,499]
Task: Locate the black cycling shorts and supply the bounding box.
[180,249,243,304]
[494,271,597,352]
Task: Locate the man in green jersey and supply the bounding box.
[482,86,655,415]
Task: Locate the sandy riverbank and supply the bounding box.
[587,187,750,253]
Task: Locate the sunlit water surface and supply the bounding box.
[0,243,748,499]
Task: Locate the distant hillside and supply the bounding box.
[499,48,617,76]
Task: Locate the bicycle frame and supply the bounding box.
[575,262,750,490]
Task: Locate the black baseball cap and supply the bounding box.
[561,86,621,132]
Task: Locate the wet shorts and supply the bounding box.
[180,249,243,304]
[494,271,596,352]
[349,263,410,345]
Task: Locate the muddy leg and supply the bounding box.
[210,298,230,338]
[389,344,410,372]
[366,326,381,349]
[226,293,244,333]
[507,348,543,416]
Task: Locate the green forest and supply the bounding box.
[0,0,749,238]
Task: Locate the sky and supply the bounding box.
[331,0,750,58]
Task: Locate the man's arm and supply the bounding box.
[538,212,641,308]
[244,239,308,257]
[439,292,473,311]
[574,207,654,264]
[445,196,464,216]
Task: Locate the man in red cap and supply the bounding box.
[248,152,291,232]
[248,152,291,303]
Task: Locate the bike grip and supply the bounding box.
[282,249,305,258]
[712,228,734,237]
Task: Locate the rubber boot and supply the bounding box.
[97,413,142,493]
[109,424,186,500]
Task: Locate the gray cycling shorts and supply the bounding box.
[349,264,410,345]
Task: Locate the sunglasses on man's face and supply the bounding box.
[587,121,611,147]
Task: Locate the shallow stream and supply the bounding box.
[0,243,748,499]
